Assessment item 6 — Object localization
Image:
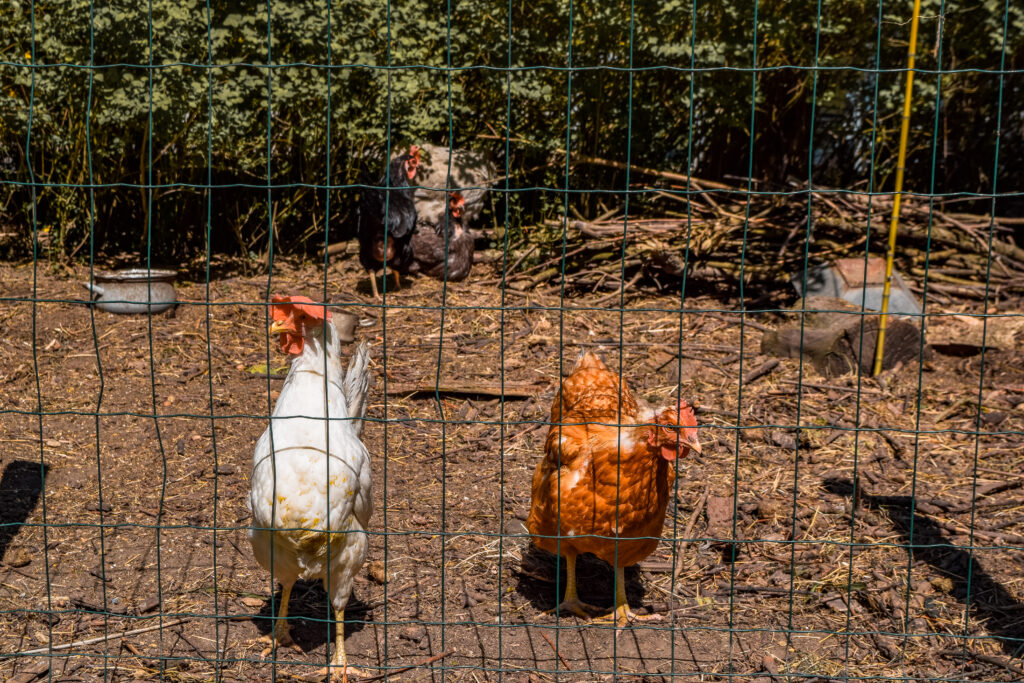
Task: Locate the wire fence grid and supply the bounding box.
[2,0,1024,681]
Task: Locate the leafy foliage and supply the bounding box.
[1,0,1020,263]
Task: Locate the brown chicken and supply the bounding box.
[526,351,701,625]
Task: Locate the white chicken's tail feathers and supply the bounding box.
[344,342,372,437]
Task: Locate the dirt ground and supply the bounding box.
[1,254,1023,682]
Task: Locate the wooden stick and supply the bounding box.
[572,154,738,192]
[358,649,456,682]
[384,382,541,398]
[503,245,538,277]
[743,359,779,386]
[473,134,737,191]
[778,379,883,395]
[718,316,776,333]
[2,618,189,659]
[540,632,573,671]
[939,648,1024,676]
[590,272,643,307]
[320,241,349,257]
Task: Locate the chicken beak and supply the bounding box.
[269,319,293,336]
[686,433,702,455]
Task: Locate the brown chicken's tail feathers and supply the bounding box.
[573,350,607,372]
[344,342,372,438]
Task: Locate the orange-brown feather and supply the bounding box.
[526,352,675,569]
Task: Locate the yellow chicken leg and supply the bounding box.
[258,580,301,655]
[545,552,602,619]
[592,566,663,628]
[320,606,366,682]
[368,270,380,299]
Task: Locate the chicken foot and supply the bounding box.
[257,580,302,656]
[317,605,366,682]
[545,552,602,619]
[368,268,402,300]
[592,566,664,628]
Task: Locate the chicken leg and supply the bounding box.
[368,268,401,300]
[368,271,380,300]
[258,580,301,655]
[592,566,663,628]
[320,605,365,682]
[545,552,601,619]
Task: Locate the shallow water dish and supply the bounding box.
[82,269,178,314]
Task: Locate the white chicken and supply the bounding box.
[248,295,372,680]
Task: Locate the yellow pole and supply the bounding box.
[873,0,923,376]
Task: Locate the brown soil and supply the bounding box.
[1,256,1023,682]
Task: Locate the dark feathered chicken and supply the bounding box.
[407,193,473,282]
[357,146,420,298]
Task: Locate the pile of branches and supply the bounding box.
[502,158,1024,302]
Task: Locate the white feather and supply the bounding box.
[248,322,372,610]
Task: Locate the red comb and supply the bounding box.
[270,294,331,321]
[676,398,697,426]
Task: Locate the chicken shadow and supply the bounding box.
[0,460,48,563]
[823,477,1024,657]
[253,581,369,650]
[516,544,653,618]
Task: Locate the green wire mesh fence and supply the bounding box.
[2,0,1024,680]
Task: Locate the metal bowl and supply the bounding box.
[82,269,178,314]
[328,308,359,342]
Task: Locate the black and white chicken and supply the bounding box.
[407,192,473,282]
[356,146,420,298]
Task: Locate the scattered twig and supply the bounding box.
[504,245,539,278]
[716,585,820,598]
[588,271,644,307]
[939,648,1024,676]
[384,382,542,398]
[358,649,456,682]
[673,486,711,580]
[9,659,49,683]
[719,316,776,333]
[347,581,418,615]
[743,359,779,386]
[778,379,883,395]
[540,632,573,671]
[975,478,1024,498]
[1,618,189,660]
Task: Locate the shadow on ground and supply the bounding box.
[824,476,1024,658]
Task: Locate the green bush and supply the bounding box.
[1,0,1021,264]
